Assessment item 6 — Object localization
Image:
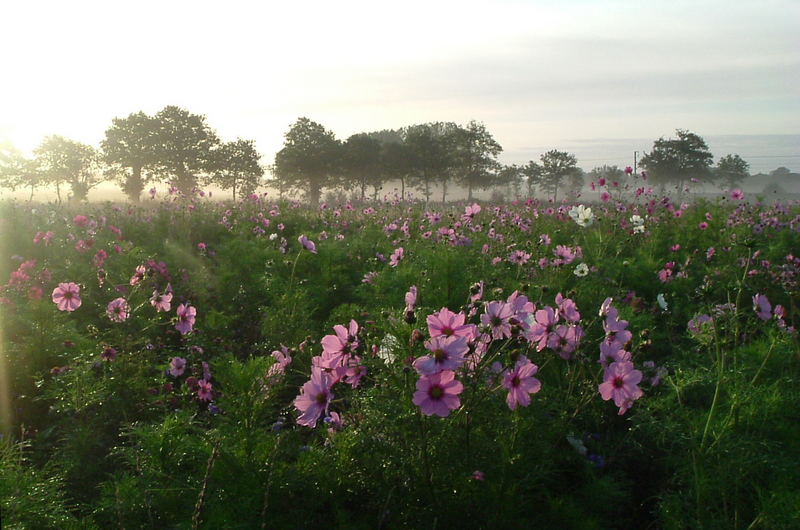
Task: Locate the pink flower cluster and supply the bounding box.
[597,298,643,415]
[294,320,367,427]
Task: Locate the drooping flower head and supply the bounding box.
[752,294,772,321]
[197,379,213,401]
[298,235,317,254]
[52,282,82,312]
[412,370,464,417]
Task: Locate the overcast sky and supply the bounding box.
[1,0,798,170]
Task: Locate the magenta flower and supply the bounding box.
[598,361,644,415]
[175,303,196,334]
[412,370,464,417]
[197,379,213,401]
[106,297,130,322]
[599,342,631,369]
[413,335,470,375]
[52,282,82,312]
[752,294,772,321]
[481,301,514,340]
[294,367,334,427]
[730,189,744,200]
[502,357,542,410]
[427,307,475,339]
[150,290,173,312]
[603,307,632,349]
[168,357,187,377]
[298,235,317,254]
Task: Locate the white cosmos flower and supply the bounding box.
[630,215,645,233]
[574,263,589,277]
[377,334,399,365]
[568,205,595,227]
[657,293,668,311]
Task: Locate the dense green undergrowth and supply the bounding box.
[1,192,798,528]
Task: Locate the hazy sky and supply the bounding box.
[1,0,798,170]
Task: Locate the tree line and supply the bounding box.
[0,107,755,203]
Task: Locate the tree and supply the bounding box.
[0,142,43,199]
[451,120,503,201]
[101,111,158,202]
[403,123,452,202]
[34,135,99,202]
[539,150,580,202]
[273,117,341,205]
[496,164,524,200]
[587,165,625,185]
[150,106,220,195]
[521,161,543,198]
[639,129,713,192]
[714,154,750,191]
[208,139,264,201]
[378,138,411,200]
[342,133,382,200]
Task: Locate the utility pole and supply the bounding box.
[634,151,639,175]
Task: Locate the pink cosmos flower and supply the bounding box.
[175,303,196,334]
[298,235,317,254]
[730,189,744,200]
[319,320,359,368]
[462,203,481,222]
[389,247,404,267]
[509,250,531,265]
[624,166,633,174]
[555,293,580,322]
[752,294,772,321]
[599,342,632,369]
[106,297,130,322]
[197,379,213,401]
[52,282,82,312]
[129,265,146,286]
[527,306,559,351]
[168,357,187,377]
[413,335,470,375]
[599,361,643,415]
[404,285,418,312]
[502,357,542,410]
[548,325,584,359]
[150,290,173,312]
[427,308,475,339]
[603,307,632,349]
[294,367,334,427]
[412,370,464,417]
[481,301,514,340]
[73,215,89,227]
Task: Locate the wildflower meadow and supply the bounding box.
[1,184,798,529]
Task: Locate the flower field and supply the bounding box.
[1,186,798,529]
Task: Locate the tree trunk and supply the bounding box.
[175,165,196,196]
[125,166,144,202]
[308,184,321,206]
[232,178,237,202]
[400,176,405,201]
[441,179,448,203]
[55,181,62,204]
